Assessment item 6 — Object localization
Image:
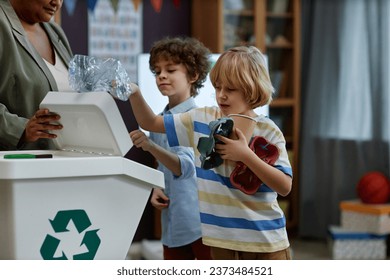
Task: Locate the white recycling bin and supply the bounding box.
[0,91,164,260]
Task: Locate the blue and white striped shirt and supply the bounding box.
[164,106,292,253]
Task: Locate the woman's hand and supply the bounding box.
[24,108,62,142]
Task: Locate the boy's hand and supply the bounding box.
[108,82,139,100]
[123,82,139,99]
[150,188,169,209]
[215,128,251,162]
[129,129,154,152]
[131,82,139,91]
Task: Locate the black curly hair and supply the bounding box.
[149,37,211,97]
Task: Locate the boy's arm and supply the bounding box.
[216,128,292,196]
[146,140,182,176]
[128,83,165,133]
[130,129,182,176]
[149,145,195,179]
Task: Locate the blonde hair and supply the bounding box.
[209,46,274,108]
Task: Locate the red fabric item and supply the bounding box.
[151,0,163,13]
[230,136,279,195]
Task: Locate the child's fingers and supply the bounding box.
[215,134,229,143]
[129,130,146,142]
[139,127,150,137]
[234,127,245,139]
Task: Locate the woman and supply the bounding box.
[0,0,73,150]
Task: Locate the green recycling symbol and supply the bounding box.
[40,209,101,260]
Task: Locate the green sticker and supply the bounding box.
[40,209,101,260]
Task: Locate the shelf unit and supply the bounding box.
[191,0,301,232]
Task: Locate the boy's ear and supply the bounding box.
[189,73,199,84]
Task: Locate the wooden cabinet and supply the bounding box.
[192,0,301,232]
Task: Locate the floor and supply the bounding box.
[128,237,333,260]
[290,236,390,260]
[289,237,331,260]
[128,237,389,260]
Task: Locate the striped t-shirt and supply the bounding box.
[164,106,293,253]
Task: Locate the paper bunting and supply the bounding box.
[132,0,142,11]
[173,0,180,9]
[110,0,119,12]
[151,0,162,13]
[88,0,98,12]
[64,0,77,16]
[87,0,179,14]
[150,0,181,13]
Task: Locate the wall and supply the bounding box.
[61,0,191,54]
[61,0,88,55]
[142,0,191,51]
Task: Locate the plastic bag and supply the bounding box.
[68,54,132,101]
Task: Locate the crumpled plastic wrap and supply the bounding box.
[68,54,132,101]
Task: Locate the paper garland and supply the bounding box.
[86,0,143,13]
[65,0,180,14]
[150,0,162,13]
[151,0,181,13]
[63,0,77,16]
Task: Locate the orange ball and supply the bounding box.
[356,172,390,204]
